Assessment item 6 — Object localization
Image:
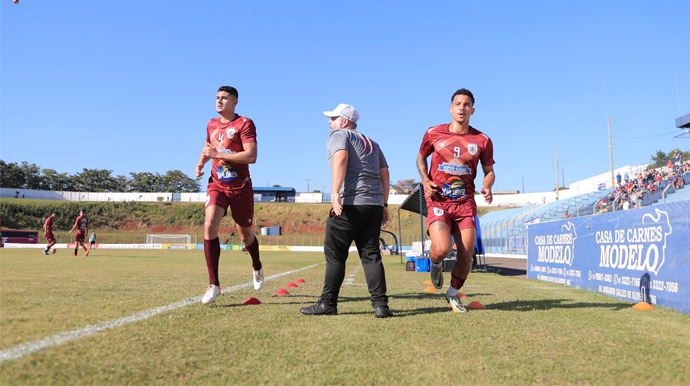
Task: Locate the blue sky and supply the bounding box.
[2,1,689,194]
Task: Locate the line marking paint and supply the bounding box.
[0,262,324,365]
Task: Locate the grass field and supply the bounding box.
[1,249,689,385]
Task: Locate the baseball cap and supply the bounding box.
[323,104,360,123]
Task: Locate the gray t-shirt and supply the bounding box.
[327,129,388,206]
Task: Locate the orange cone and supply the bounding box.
[242,297,261,305]
[458,292,468,299]
[296,279,305,283]
[632,302,654,310]
[423,287,438,293]
[286,282,298,288]
[423,279,433,285]
[274,289,290,295]
[466,301,485,309]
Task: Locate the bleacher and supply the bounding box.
[480,169,689,256]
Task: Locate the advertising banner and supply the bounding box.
[527,200,690,315]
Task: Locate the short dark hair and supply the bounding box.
[451,88,475,106]
[218,86,238,99]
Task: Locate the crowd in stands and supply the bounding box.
[596,154,689,212]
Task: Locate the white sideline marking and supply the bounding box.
[0,262,324,365]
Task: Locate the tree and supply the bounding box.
[392,179,418,194]
[649,150,668,169]
[21,162,43,189]
[159,170,201,192]
[71,168,120,192]
[0,160,26,188]
[127,172,160,192]
[648,148,690,169]
[40,168,74,191]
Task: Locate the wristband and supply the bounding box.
[384,203,388,207]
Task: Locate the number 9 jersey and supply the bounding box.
[418,124,494,213]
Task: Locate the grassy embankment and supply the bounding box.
[0,198,501,245]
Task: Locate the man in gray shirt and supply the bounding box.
[300,103,393,318]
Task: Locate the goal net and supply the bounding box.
[146,234,192,245]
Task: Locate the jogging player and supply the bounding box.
[42,212,58,255]
[89,231,97,249]
[195,86,263,305]
[416,88,495,312]
[68,210,89,257]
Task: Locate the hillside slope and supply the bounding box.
[0,198,499,239]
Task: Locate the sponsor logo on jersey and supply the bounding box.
[468,143,478,155]
[438,162,471,176]
[216,163,239,182]
[441,176,466,200]
[433,207,444,216]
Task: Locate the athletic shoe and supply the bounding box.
[71,254,77,257]
[446,293,467,313]
[202,284,221,304]
[42,249,49,255]
[253,268,264,291]
[85,250,89,257]
[430,262,444,289]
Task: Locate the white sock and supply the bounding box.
[447,287,459,297]
[432,262,442,268]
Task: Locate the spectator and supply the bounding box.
[616,172,621,184]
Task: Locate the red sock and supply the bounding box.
[247,237,262,271]
[451,275,466,290]
[204,238,221,286]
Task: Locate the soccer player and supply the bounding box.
[195,86,264,305]
[300,103,393,318]
[416,88,495,313]
[42,212,58,255]
[89,231,97,249]
[68,209,89,257]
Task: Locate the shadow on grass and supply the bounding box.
[487,298,631,311]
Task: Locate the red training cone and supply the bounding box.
[423,287,438,293]
[274,288,290,295]
[242,297,261,305]
[458,292,468,299]
[466,301,485,309]
[286,282,298,288]
[296,279,305,283]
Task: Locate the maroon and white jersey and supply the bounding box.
[74,215,88,232]
[44,216,55,233]
[419,124,494,213]
[206,116,256,189]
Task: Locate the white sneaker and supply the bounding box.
[253,268,264,291]
[202,284,221,304]
[446,292,467,313]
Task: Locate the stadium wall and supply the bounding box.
[526,200,690,315]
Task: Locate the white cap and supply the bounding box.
[323,103,360,123]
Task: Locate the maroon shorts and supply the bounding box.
[205,180,254,227]
[46,232,56,243]
[426,204,476,235]
[75,230,86,242]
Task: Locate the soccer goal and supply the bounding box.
[146,234,192,245]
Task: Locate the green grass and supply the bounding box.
[1,249,689,385]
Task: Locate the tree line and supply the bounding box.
[0,160,201,193]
